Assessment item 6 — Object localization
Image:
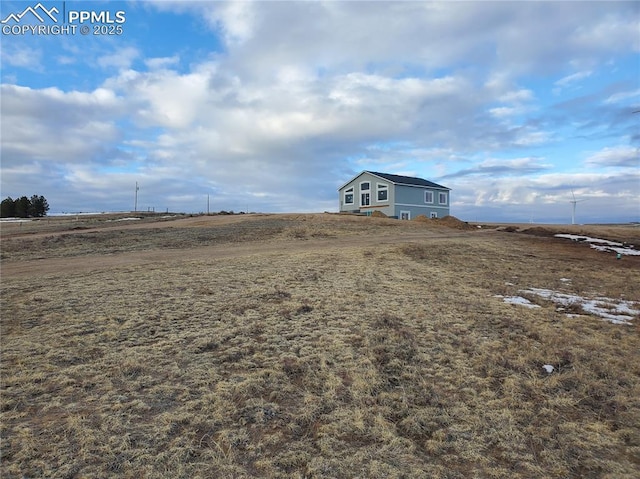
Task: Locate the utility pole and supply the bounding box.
[207,194,210,215]
[134,181,139,212]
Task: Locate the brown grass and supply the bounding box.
[1,214,639,478]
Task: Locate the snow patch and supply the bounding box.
[51,212,113,216]
[0,218,33,223]
[521,288,639,325]
[496,286,638,325]
[495,295,540,308]
[542,365,555,374]
[554,234,639,256]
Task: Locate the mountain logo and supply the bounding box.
[1,3,59,24]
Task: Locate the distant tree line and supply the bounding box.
[1,195,50,218]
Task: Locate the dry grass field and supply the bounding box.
[1,213,639,478]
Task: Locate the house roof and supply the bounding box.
[367,171,449,190]
[339,171,449,190]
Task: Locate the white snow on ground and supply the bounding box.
[542,365,555,374]
[0,218,33,223]
[111,217,142,222]
[495,295,541,308]
[520,288,639,325]
[497,284,639,325]
[51,212,112,216]
[554,234,640,256]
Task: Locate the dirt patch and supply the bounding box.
[414,214,475,230]
[521,226,556,237]
[370,210,388,218]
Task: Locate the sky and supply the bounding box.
[1,0,639,223]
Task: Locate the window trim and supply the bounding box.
[424,191,434,204]
[430,212,438,219]
[359,181,371,207]
[376,183,389,202]
[438,192,448,205]
[400,210,411,220]
[343,187,354,205]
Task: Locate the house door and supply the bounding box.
[361,192,370,207]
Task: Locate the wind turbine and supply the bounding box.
[569,189,587,225]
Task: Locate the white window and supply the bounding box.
[439,192,448,205]
[360,182,371,206]
[377,183,388,202]
[400,211,410,220]
[424,191,434,204]
[344,187,354,205]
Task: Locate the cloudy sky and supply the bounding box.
[1,0,638,222]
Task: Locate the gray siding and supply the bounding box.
[338,172,394,216]
[394,185,450,219]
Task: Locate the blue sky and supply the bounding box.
[1,0,638,223]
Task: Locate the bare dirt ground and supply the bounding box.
[1,213,639,478]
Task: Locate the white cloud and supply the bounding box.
[555,71,593,88]
[603,88,640,105]
[0,44,42,70]
[201,0,256,45]
[105,67,213,129]
[56,55,77,66]
[441,157,550,179]
[499,89,534,103]
[513,129,553,147]
[489,106,521,119]
[571,12,640,53]
[97,47,140,70]
[1,85,124,165]
[166,1,635,80]
[145,55,180,70]
[585,146,639,168]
